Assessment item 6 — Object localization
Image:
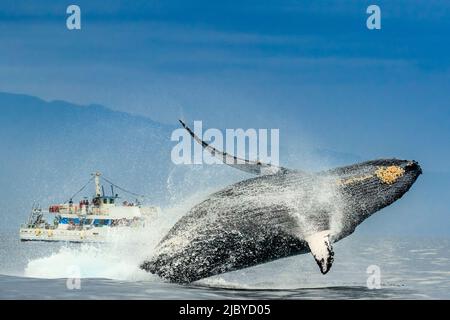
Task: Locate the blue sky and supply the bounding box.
[0,0,449,172]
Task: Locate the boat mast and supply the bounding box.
[93,172,102,197]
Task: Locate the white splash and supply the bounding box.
[23,197,202,280]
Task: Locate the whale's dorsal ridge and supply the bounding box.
[305,230,334,274]
[179,119,295,176]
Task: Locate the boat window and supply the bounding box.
[103,198,107,204]
[110,198,114,204]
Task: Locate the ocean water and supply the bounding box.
[0,226,449,299]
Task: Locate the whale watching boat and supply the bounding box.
[19,172,160,242]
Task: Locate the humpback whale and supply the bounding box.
[141,120,422,283]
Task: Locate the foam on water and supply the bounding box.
[23,194,207,280]
[21,164,246,281]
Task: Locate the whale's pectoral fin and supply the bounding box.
[305,230,334,274]
[179,119,295,176]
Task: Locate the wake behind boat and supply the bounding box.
[19,172,160,243]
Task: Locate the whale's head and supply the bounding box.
[332,159,422,231]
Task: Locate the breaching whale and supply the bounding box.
[141,120,422,283]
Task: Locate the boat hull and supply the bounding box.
[19,227,107,243]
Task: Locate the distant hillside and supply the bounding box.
[0,92,177,228]
[0,92,358,229]
[0,92,448,235]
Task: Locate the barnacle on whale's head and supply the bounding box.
[375,165,405,184]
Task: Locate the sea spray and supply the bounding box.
[23,194,205,280]
[23,163,241,281]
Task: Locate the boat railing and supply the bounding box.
[20,223,55,230]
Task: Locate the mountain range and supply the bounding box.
[0,92,448,235]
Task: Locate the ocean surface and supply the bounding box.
[0,228,449,299]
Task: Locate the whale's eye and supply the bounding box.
[375,166,405,184]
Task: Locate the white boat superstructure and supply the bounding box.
[19,172,160,242]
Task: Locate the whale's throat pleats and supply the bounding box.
[305,230,334,274]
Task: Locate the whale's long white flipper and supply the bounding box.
[305,230,334,274]
[179,119,291,176]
